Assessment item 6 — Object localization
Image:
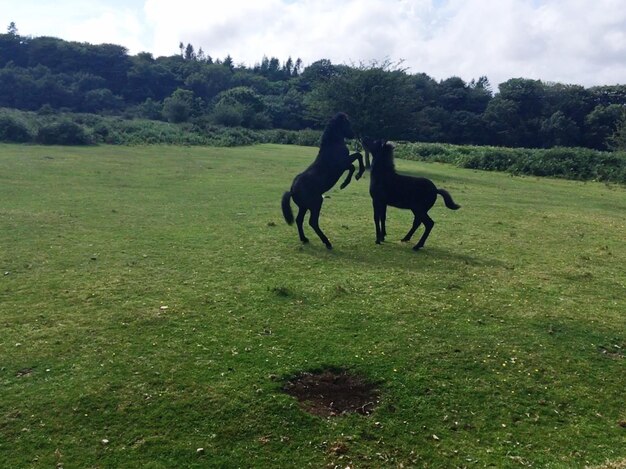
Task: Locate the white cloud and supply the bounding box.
[141,0,626,87]
[1,0,148,52]
[3,0,626,87]
[142,0,442,67]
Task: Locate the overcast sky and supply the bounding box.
[2,0,626,88]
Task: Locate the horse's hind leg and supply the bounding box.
[381,205,387,240]
[373,201,381,244]
[402,209,422,242]
[295,206,309,244]
[413,213,435,250]
[309,198,332,249]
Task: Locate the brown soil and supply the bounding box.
[16,368,33,377]
[598,344,624,359]
[282,369,380,417]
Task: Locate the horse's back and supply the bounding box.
[371,172,438,210]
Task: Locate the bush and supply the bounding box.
[211,102,245,127]
[36,120,92,145]
[0,108,322,149]
[396,142,626,184]
[249,112,272,130]
[136,99,163,120]
[294,129,321,147]
[0,112,32,142]
[82,89,122,112]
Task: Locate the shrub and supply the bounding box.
[395,142,626,184]
[82,89,122,112]
[294,129,321,147]
[0,112,32,142]
[36,119,92,145]
[249,112,272,130]
[211,102,245,127]
[36,104,56,116]
[137,99,163,120]
[162,89,200,123]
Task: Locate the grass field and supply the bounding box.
[1,143,625,468]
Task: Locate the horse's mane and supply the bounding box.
[320,112,349,147]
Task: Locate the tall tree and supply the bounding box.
[495,78,546,147]
[606,110,626,151]
[223,55,234,72]
[184,64,232,101]
[540,111,580,147]
[306,61,417,166]
[584,104,625,150]
[162,88,201,123]
[184,43,195,61]
[293,58,302,76]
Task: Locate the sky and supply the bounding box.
[2,0,626,88]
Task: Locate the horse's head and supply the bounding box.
[363,137,394,157]
[361,136,376,154]
[362,137,395,170]
[323,112,355,144]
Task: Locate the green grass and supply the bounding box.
[1,143,625,468]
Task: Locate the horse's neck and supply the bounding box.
[320,127,339,146]
[372,159,395,175]
[317,140,346,162]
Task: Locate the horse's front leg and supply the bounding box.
[373,199,384,244]
[350,152,365,180]
[339,164,355,189]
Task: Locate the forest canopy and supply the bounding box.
[1,24,626,151]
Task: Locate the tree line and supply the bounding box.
[1,23,625,151]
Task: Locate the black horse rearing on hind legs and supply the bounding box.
[282,113,364,249]
[363,137,460,251]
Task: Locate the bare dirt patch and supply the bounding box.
[598,342,624,359]
[282,368,380,417]
[16,368,33,378]
[585,458,626,469]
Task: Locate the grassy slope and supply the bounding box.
[0,143,624,468]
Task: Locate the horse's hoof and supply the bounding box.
[301,238,309,244]
[325,243,333,250]
[401,238,410,243]
[412,245,423,251]
[376,240,381,245]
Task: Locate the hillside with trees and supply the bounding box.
[1,22,626,152]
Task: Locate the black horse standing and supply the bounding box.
[282,113,364,249]
[363,137,460,250]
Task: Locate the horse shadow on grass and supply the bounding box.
[296,241,508,271]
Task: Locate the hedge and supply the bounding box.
[395,142,626,184]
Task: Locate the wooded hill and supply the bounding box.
[1,25,626,150]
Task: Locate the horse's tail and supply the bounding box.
[282,191,294,225]
[437,189,461,210]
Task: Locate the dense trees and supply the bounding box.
[608,114,626,151]
[1,26,626,150]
